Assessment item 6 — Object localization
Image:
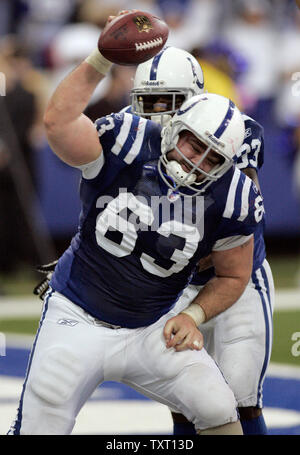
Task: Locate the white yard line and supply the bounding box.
[267,362,300,378]
[273,289,300,311]
[0,297,43,318]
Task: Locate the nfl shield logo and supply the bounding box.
[167,189,180,202]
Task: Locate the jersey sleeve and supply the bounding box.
[212,167,264,249]
[119,104,132,114]
[234,114,264,171]
[96,111,148,165]
[78,112,160,183]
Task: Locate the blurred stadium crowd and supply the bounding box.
[0,0,299,275]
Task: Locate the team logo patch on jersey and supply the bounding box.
[167,189,180,202]
[244,127,252,139]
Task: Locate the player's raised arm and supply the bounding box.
[43,10,168,168]
[43,13,121,167]
[43,57,109,167]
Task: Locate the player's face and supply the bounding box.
[167,131,224,182]
[139,94,185,113]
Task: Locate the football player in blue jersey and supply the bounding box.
[9,18,266,435]
[126,47,274,435]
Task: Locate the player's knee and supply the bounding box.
[196,393,237,429]
[20,408,75,435]
[185,365,238,429]
[29,346,83,406]
[198,379,237,426]
[218,348,261,400]
[221,364,256,403]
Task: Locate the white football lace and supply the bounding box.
[135,37,163,52]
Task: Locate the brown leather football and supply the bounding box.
[98,11,169,65]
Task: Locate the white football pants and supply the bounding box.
[173,259,275,408]
[9,290,238,435]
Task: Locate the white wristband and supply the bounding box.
[85,49,112,75]
[181,304,206,326]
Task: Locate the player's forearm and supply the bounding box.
[43,62,105,129]
[43,50,112,166]
[190,275,249,322]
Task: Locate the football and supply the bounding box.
[98,11,169,65]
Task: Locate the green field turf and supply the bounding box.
[268,255,300,289]
[0,318,40,335]
[272,310,300,365]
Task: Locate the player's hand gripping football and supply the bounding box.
[98,9,169,65]
[163,314,204,352]
[106,9,138,24]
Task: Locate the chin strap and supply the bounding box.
[166,160,197,185]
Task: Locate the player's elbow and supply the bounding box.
[235,258,253,291]
[218,272,250,297]
[43,99,69,134]
[237,271,251,292]
[43,108,59,134]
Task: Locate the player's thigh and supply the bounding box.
[15,291,107,434]
[214,260,274,406]
[124,312,238,431]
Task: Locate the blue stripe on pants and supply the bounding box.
[252,261,274,407]
[9,289,53,434]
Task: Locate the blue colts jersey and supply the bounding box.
[51,112,263,328]
[191,113,266,286]
[235,114,264,171]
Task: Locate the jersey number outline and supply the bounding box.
[254,194,264,222]
[237,138,261,168]
[95,192,202,277]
